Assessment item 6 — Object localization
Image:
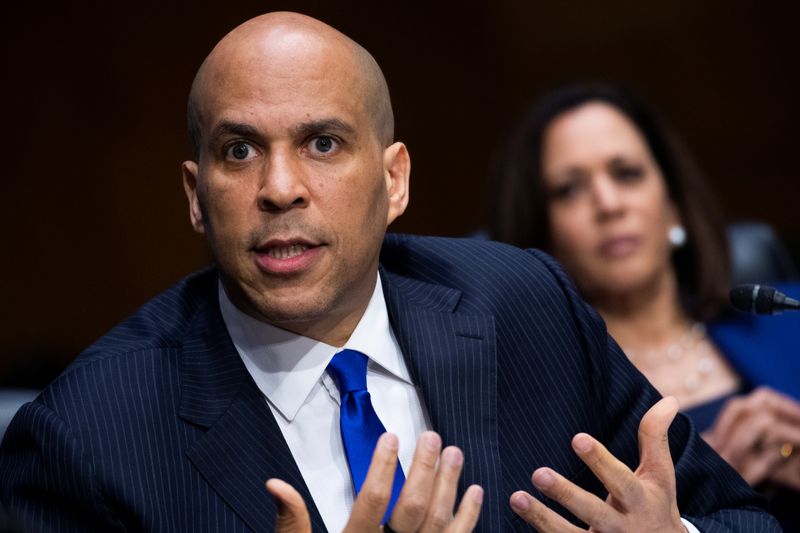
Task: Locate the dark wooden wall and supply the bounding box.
[2,1,798,385]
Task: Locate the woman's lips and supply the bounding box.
[598,236,641,259]
[253,242,324,274]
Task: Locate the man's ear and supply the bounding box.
[181,160,205,234]
[382,142,410,226]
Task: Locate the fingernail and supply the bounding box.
[532,469,555,489]
[380,432,399,451]
[471,485,484,504]
[510,492,530,512]
[573,434,593,453]
[443,446,463,466]
[421,431,441,452]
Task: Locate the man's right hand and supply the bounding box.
[266,431,483,532]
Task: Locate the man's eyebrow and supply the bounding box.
[293,118,356,137]
[209,121,260,142]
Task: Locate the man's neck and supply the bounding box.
[220,272,379,347]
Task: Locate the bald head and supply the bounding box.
[187,12,394,159]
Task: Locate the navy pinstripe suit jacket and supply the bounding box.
[0,235,779,532]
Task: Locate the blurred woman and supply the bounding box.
[488,84,800,529]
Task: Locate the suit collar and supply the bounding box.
[177,286,251,427]
[380,268,503,531]
[178,279,327,532]
[379,264,462,314]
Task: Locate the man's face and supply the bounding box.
[182,35,408,345]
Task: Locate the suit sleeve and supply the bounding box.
[0,400,124,532]
[527,248,781,533]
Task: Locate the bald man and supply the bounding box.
[0,12,779,533]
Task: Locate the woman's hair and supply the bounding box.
[487,83,730,321]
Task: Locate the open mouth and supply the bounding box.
[253,238,324,274]
[264,243,310,260]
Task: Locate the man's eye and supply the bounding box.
[311,136,337,154]
[226,142,255,161]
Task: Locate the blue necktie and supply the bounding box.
[327,349,405,523]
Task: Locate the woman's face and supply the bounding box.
[541,101,680,301]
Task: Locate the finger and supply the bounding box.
[265,478,312,533]
[709,399,800,470]
[390,431,442,531]
[637,396,679,478]
[713,412,788,483]
[571,433,643,510]
[509,490,583,533]
[529,467,618,530]
[751,387,800,425]
[737,424,800,485]
[758,422,800,451]
[346,432,399,531]
[770,453,800,491]
[704,395,747,449]
[710,388,800,449]
[420,446,464,533]
[738,443,785,486]
[444,484,484,533]
[718,410,774,467]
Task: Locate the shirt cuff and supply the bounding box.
[681,517,701,533]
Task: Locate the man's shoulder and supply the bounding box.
[67,266,219,374]
[379,233,587,320]
[380,233,561,286]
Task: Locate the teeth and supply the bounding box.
[266,244,309,259]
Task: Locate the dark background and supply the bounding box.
[2,1,798,387]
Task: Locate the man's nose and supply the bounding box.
[257,150,310,212]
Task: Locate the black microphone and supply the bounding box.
[729,284,800,315]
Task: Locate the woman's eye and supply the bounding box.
[552,183,580,200]
[226,142,255,161]
[614,166,644,182]
[549,173,587,202]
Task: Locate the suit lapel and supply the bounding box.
[177,288,327,532]
[174,267,501,531]
[381,269,502,532]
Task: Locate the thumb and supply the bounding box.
[266,478,312,533]
[637,396,680,476]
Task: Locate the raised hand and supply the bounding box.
[703,386,800,490]
[267,431,483,532]
[509,397,686,532]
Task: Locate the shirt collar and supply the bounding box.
[218,274,409,422]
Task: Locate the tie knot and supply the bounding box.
[327,349,369,394]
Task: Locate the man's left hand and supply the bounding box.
[509,396,687,532]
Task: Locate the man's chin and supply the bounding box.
[242,296,325,325]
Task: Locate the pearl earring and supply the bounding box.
[668,225,687,247]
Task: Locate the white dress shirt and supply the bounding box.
[219,276,431,533]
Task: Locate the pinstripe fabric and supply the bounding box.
[379,234,779,532]
[0,268,325,533]
[0,237,780,532]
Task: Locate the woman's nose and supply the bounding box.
[592,175,623,216]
